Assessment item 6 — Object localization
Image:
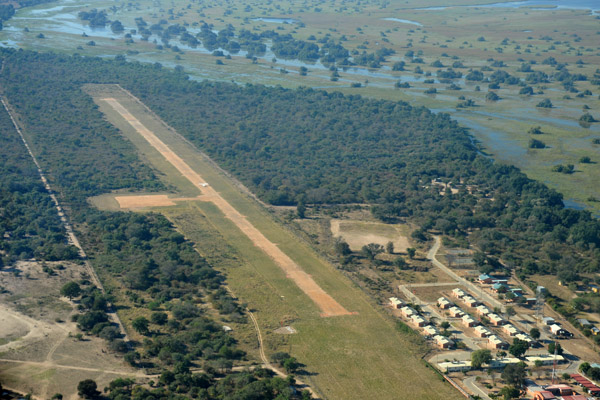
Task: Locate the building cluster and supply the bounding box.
[444,287,534,349]
[389,296,453,349]
[527,382,592,400]
[479,274,536,305]
[542,317,573,338]
[576,318,600,336]
[570,374,600,397]
[437,353,565,374]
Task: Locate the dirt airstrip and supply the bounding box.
[102,97,351,317]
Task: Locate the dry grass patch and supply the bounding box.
[331,219,411,252]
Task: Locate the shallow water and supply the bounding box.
[416,0,599,12]
[452,114,528,162]
[563,198,586,211]
[252,17,298,24]
[381,18,423,26]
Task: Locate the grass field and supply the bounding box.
[85,84,462,399]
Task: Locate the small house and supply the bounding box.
[437,360,471,373]
[492,283,508,293]
[434,335,453,349]
[489,357,520,369]
[502,324,519,336]
[475,305,491,316]
[550,324,572,337]
[515,333,533,343]
[462,296,479,307]
[525,354,565,366]
[474,325,492,338]
[487,335,507,349]
[591,326,600,335]
[389,297,405,309]
[542,317,555,326]
[590,284,600,293]
[452,288,466,299]
[526,385,545,397]
[401,306,416,318]
[479,274,494,284]
[411,314,427,327]
[488,313,505,326]
[561,395,589,400]
[510,287,524,296]
[462,314,478,327]
[423,325,439,336]
[525,297,537,306]
[437,297,453,309]
[448,306,464,318]
[577,318,591,327]
[492,279,509,285]
[545,384,573,396]
[533,391,556,400]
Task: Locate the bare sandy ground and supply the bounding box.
[331,219,411,253]
[115,194,177,208]
[0,261,149,399]
[102,97,351,317]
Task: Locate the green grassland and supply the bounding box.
[86,84,461,399]
[3,0,600,214]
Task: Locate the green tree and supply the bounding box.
[60,281,81,300]
[406,247,416,259]
[124,351,140,366]
[361,243,384,260]
[334,239,351,256]
[529,327,540,340]
[537,98,553,108]
[486,91,499,101]
[283,356,300,373]
[77,379,99,399]
[499,385,520,400]
[131,316,150,336]
[509,338,529,358]
[394,257,407,269]
[501,362,526,388]
[548,341,563,355]
[151,312,168,325]
[505,306,516,320]
[386,241,394,254]
[528,126,543,135]
[471,349,492,369]
[271,352,291,365]
[528,138,546,149]
[296,202,306,219]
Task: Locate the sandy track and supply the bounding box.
[102,97,350,317]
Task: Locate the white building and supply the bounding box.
[389,297,405,309]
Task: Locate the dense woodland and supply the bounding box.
[0,104,77,263]
[0,49,309,399]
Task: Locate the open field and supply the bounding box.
[86,84,463,399]
[2,0,600,213]
[0,261,148,399]
[331,219,411,252]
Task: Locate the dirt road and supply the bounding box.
[102,97,350,318]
